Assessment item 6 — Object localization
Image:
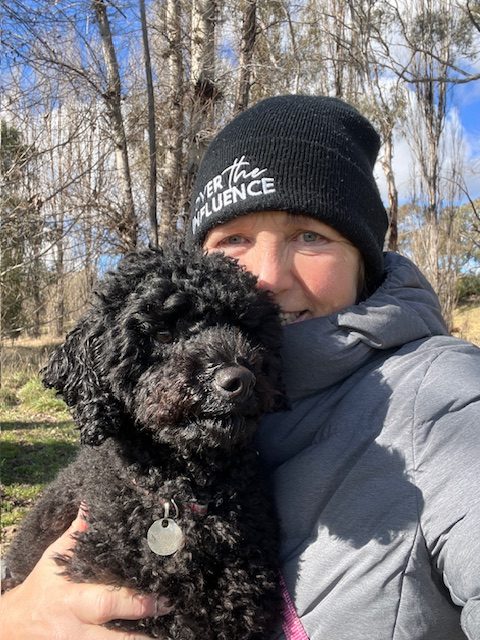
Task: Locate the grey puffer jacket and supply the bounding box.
[257,252,480,640]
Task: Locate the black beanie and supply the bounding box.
[187,95,388,288]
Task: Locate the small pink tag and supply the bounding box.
[187,502,208,516]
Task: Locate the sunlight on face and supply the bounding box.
[203,211,362,322]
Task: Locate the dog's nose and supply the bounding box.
[213,366,256,399]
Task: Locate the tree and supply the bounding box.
[0,121,45,340]
[1,0,479,343]
[188,0,220,184]
[93,0,138,251]
[399,0,475,324]
[234,0,257,113]
[139,0,158,247]
[157,0,185,243]
[344,0,406,250]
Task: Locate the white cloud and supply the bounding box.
[375,89,480,206]
[375,134,413,205]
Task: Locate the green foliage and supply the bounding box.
[1,336,67,411]
[0,386,19,408]
[1,119,28,175]
[1,484,44,528]
[1,206,29,338]
[4,369,33,391]
[0,369,68,415]
[2,425,77,486]
[1,120,36,338]
[409,4,474,57]
[456,274,480,303]
[0,120,46,338]
[17,377,68,415]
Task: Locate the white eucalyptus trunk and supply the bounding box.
[187,0,218,206]
[158,0,185,243]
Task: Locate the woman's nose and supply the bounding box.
[248,247,293,294]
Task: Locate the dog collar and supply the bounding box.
[146,497,207,557]
[156,495,208,517]
[126,477,208,556]
[128,477,209,516]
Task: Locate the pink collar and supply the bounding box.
[280,574,309,640]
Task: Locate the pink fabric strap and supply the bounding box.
[280,574,309,640]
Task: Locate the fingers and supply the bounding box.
[44,504,89,561]
[68,584,173,625]
[72,586,154,624]
[0,505,173,640]
[28,504,174,637]
[72,585,171,640]
[83,627,153,640]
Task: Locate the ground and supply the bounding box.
[0,338,78,549]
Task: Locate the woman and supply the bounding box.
[2,95,479,640]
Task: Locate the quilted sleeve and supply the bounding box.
[412,343,480,639]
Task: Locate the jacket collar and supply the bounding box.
[279,252,448,402]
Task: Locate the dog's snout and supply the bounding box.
[214,366,256,399]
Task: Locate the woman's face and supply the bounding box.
[203,211,362,323]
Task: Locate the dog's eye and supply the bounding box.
[155,330,173,344]
[236,356,252,369]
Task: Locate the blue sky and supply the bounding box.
[457,83,480,146]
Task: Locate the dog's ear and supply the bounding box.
[41,321,85,400]
[41,317,124,446]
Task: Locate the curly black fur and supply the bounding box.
[6,245,284,639]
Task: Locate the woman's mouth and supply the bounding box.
[279,310,310,325]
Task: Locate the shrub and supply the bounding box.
[0,387,19,408]
[456,274,480,303]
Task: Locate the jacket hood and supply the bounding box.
[280,252,448,402]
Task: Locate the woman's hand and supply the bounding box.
[0,507,172,639]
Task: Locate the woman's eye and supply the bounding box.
[296,231,328,244]
[302,231,319,242]
[213,234,248,250]
[223,235,246,245]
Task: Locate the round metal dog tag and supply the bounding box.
[147,518,184,556]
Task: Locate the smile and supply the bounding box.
[279,310,309,325]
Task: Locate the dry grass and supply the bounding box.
[452,299,480,346]
[1,336,63,384]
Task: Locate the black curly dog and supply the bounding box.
[6,245,284,639]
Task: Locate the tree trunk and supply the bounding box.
[382,130,399,251]
[29,196,43,337]
[332,0,348,98]
[191,0,217,103]
[139,0,158,248]
[234,0,257,113]
[49,107,66,338]
[185,0,219,216]
[158,0,185,244]
[93,0,137,252]
[54,208,65,337]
